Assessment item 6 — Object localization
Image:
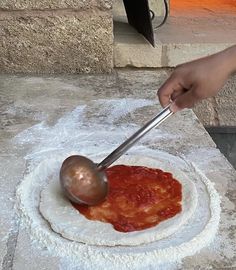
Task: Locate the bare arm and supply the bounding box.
[158,45,236,112]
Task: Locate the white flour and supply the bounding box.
[14,98,221,270]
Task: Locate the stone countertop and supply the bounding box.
[0,70,235,269]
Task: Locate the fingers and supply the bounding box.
[170,88,185,101]
[169,102,181,113]
[171,86,202,112]
[157,76,183,107]
[158,71,204,112]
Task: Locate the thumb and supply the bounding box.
[170,86,201,112]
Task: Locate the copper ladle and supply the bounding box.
[60,105,173,205]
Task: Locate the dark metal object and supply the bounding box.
[123,0,155,46]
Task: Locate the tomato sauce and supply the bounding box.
[71,165,182,232]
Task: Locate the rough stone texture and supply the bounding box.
[0,0,112,10]
[215,75,236,126]
[193,75,236,126]
[193,99,218,127]
[0,10,113,74]
[0,72,235,269]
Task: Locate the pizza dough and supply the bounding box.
[39,155,198,246]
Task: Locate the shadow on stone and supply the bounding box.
[206,126,236,169]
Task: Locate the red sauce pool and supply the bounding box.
[71,165,182,232]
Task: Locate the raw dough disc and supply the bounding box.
[39,154,198,246]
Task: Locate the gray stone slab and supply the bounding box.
[0,95,27,269]
[0,72,235,269]
[0,154,25,270]
[116,69,169,99]
[0,74,119,136]
[12,229,60,270]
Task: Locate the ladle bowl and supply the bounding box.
[60,155,108,205]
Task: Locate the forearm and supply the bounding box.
[220,45,236,75]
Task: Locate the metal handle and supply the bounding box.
[97,105,173,171]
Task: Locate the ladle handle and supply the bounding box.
[97,105,173,171]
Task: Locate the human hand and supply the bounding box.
[157,46,236,112]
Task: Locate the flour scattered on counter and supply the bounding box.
[14,99,221,270]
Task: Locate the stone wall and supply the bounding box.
[0,0,113,73]
[193,74,236,126]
